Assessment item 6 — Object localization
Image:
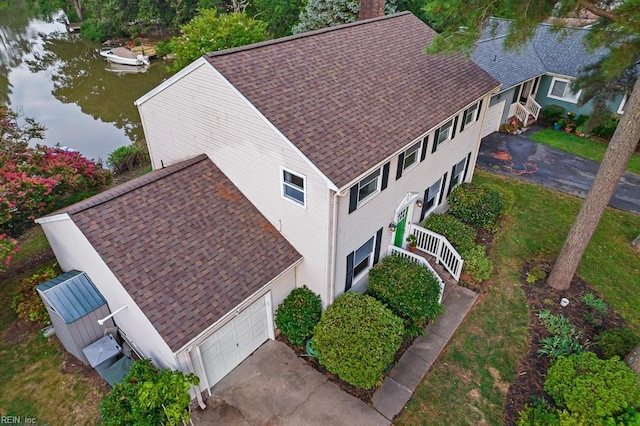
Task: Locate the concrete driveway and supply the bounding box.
[477,131,640,215]
[191,340,389,426]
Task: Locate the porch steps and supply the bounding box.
[414,249,458,300]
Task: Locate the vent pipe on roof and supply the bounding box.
[359,0,384,20]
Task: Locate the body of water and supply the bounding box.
[0,1,172,162]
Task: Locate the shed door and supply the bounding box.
[199,296,269,388]
[482,100,506,138]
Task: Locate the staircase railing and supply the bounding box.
[409,224,463,281]
[388,245,445,303]
[515,102,532,125]
[525,97,542,120]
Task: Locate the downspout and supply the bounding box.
[328,189,340,306]
[186,347,207,409]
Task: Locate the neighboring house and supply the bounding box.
[472,18,628,136]
[37,12,499,395]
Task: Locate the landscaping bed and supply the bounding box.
[504,262,630,425]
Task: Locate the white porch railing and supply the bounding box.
[514,102,532,124]
[525,97,542,121]
[388,245,445,303]
[409,224,463,281]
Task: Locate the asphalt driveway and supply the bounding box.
[191,340,389,426]
[477,131,640,215]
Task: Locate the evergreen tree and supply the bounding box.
[292,0,397,34]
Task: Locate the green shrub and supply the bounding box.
[460,244,493,282]
[536,311,585,359]
[80,19,107,41]
[107,142,150,175]
[575,114,589,127]
[483,184,515,215]
[313,292,404,389]
[517,400,560,426]
[368,255,443,327]
[594,327,639,359]
[539,104,564,126]
[11,265,61,326]
[544,352,640,424]
[275,285,322,347]
[592,115,620,140]
[448,183,503,229]
[526,265,547,284]
[423,213,476,252]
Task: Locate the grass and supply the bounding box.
[529,129,640,174]
[396,169,640,425]
[0,233,107,425]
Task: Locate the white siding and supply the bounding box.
[333,96,491,297]
[39,217,178,369]
[175,267,296,394]
[137,61,331,304]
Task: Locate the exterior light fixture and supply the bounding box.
[416,199,424,208]
[388,222,397,232]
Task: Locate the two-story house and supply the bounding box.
[36,12,499,395]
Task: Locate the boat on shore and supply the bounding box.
[99,47,149,66]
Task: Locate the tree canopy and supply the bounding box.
[293,0,397,34]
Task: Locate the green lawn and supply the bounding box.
[529,129,640,174]
[396,169,640,425]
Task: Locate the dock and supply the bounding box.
[130,45,157,58]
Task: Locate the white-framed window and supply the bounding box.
[462,102,480,130]
[436,119,454,145]
[281,167,305,206]
[448,155,469,195]
[357,169,381,205]
[547,77,582,104]
[420,178,443,221]
[352,236,375,281]
[618,95,627,114]
[401,141,422,172]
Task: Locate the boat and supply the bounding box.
[105,62,150,74]
[99,47,149,66]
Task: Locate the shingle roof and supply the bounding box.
[205,12,499,188]
[36,270,107,324]
[58,155,302,352]
[472,18,608,89]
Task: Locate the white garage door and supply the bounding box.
[481,100,506,138]
[199,295,270,388]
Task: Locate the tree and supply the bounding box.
[165,10,269,72]
[292,0,396,34]
[423,0,640,290]
[245,0,307,38]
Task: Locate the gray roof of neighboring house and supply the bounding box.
[472,18,609,90]
[36,270,107,324]
[50,155,302,352]
[206,12,499,189]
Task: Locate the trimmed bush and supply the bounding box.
[483,184,515,215]
[460,244,493,282]
[539,104,564,126]
[275,285,322,347]
[544,352,640,424]
[594,327,639,359]
[423,213,476,252]
[517,401,560,426]
[368,255,443,326]
[448,183,503,229]
[11,265,60,326]
[313,292,404,389]
[107,142,150,175]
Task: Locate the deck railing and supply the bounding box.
[409,224,463,281]
[388,245,445,303]
[515,102,532,124]
[525,97,542,120]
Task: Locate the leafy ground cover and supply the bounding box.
[396,170,640,425]
[529,129,640,174]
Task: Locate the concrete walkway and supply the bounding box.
[371,286,478,420]
[477,131,640,215]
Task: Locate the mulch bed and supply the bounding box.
[503,262,629,425]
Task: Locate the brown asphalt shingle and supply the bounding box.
[206,12,499,188]
[62,155,301,352]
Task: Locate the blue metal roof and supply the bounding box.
[36,270,107,324]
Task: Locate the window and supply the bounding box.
[396,136,429,180]
[461,101,482,131]
[419,178,443,221]
[618,95,627,114]
[547,77,581,104]
[348,162,390,214]
[358,169,380,204]
[432,116,459,154]
[282,168,305,206]
[402,141,421,171]
[345,228,383,291]
[447,153,471,195]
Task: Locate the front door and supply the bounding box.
[393,207,408,247]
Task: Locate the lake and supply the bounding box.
[0,0,173,163]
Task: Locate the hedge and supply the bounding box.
[448,183,503,229]
[422,213,476,252]
[275,285,322,347]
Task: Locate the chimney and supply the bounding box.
[359,0,385,20]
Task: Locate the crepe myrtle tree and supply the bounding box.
[420,0,640,290]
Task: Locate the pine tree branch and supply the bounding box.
[578,0,617,21]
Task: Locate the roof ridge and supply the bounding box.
[206,12,412,59]
[63,154,208,216]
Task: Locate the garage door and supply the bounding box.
[199,296,270,388]
[481,100,506,138]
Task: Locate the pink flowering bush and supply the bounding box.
[0,107,112,269]
[0,233,19,272]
